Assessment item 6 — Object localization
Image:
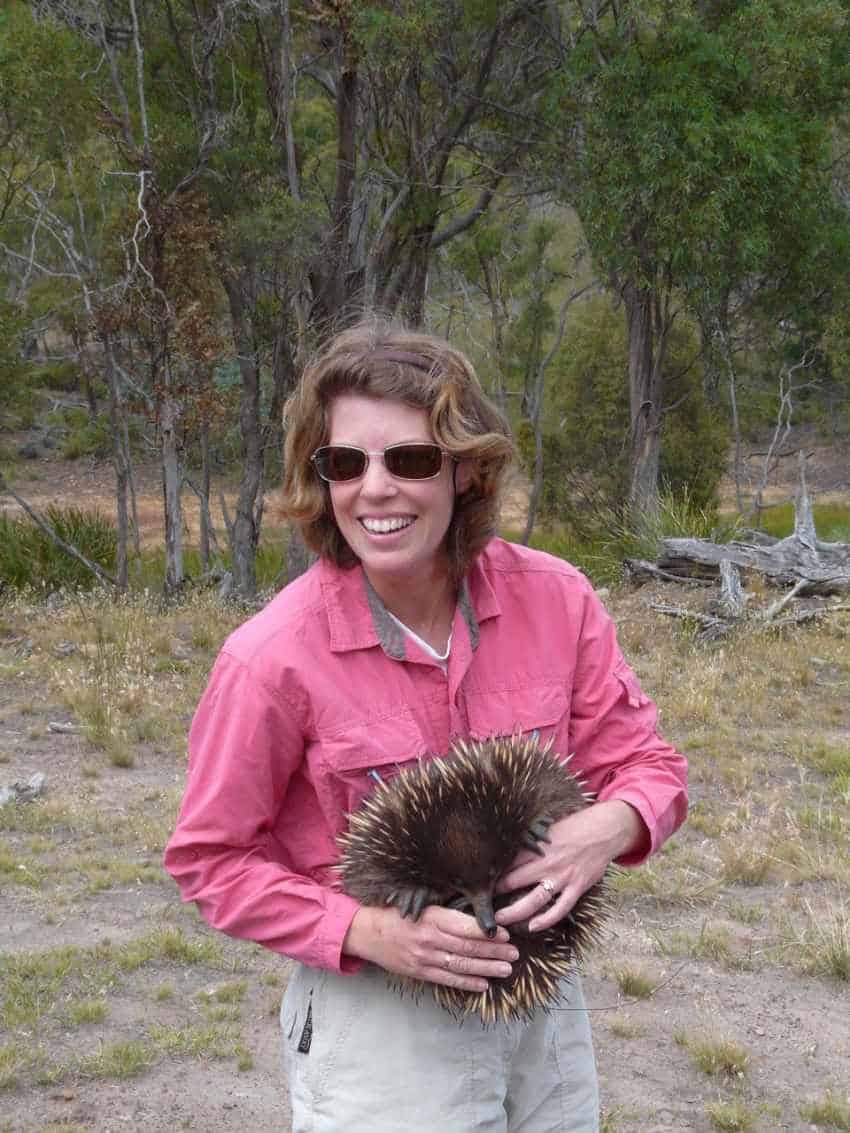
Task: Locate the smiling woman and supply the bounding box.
[164,319,688,1133]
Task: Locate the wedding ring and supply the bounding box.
[540,878,556,894]
[443,952,453,970]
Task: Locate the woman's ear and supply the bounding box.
[454,459,476,494]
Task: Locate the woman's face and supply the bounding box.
[324,393,468,589]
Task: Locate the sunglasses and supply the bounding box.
[310,443,449,482]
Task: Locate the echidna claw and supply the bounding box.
[523,832,547,856]
[446,895,473,912]
[411,888,428,921]
[395,886,431,921]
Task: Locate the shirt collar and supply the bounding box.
[318,546,501,657]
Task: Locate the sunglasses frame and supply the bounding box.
[310,442,451,483]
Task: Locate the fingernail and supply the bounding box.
[498,964,512,977]
[508,949,519,961]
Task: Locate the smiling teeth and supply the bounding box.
[361,517,413,534]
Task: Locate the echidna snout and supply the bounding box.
[468,889,498,938]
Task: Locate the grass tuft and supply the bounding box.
[800,1090,850,1130]
[676,1031,749,1078]
[67,998,107,1025]
[792,901,850,982]
[78,1039,153,1080]
[705,1100,756,1132]
[612,966,657,999]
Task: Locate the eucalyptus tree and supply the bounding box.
[254,0,561,330]
[0,3,143,586]
[558,0,850,526]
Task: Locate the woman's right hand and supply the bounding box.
[342,904,518,993]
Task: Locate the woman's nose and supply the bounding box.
[359,454,397,496]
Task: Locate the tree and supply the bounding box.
[559,0,850,525]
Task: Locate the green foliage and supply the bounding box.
[565,0,850,314]
[517,297,728,529]
[0,300,35,429]
[0,507,116,591]
[51,407,112,460]
[754,501,850,541]
[36,361,81,394]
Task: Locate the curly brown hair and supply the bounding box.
[276,321,515,580]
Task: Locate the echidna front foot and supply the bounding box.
[522,814,555,856]
[388,885,442,921]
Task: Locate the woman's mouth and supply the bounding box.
[359,516,415,535]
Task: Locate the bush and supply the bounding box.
[35,360,81,393]
[519,296,729,529]
[0,300,37,429]
[0,506,117,591]
[47,406,113,459]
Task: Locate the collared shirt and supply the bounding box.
[164,538,688,972]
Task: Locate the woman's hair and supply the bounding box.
[277,320,515,580]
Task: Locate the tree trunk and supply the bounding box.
[102,330,129,590]
[199,416,212,574]
[223,275,263,600]
[323,23,358,322]
[623,280,663,527]
[160,381,184,594]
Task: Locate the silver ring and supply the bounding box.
[443,952,453,970]
[540,878,556,895]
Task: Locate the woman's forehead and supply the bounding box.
[327,393,433,442]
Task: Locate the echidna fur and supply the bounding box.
[337,734,611,1025]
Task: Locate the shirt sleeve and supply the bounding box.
[163,650,362,972]
[567,578,688,865]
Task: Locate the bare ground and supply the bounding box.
[1,448,849,1132]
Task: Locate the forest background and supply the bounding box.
[2,0,850,598]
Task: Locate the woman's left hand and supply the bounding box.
[494,800,645,933]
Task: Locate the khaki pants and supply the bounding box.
[281,963,599,1132]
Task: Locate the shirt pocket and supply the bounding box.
[462,681,569,751]
[319,710,430,824]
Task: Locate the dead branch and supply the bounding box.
[623,560,713,587]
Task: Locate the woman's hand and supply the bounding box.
[342,904,519,993]
[494,800,645,933]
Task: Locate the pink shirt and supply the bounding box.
[164,539,687,972]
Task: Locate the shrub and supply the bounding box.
[518,296,729,529]
[0,506,117,591]
[45,406,112,459]
[35,360,81,393]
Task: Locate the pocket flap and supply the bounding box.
[463,681,568,740]
[614,658,649,709]
[320,711,427,774]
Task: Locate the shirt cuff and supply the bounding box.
[318,889,366,974]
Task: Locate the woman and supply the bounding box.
[164,321,687,1132]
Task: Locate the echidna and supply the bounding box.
[337,734,610,1024]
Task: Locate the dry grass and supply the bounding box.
[705,1100,757,1131]
[800,1090,850,1130]
[675,1031,750,1078]
[0,577,848,1130]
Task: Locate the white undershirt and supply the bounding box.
[386,610,451,672]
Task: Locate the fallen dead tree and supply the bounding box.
[627,454,849,596]
[625,454,850,639]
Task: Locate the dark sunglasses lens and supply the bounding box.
[384,444,443,479]
[315,447,366,481]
